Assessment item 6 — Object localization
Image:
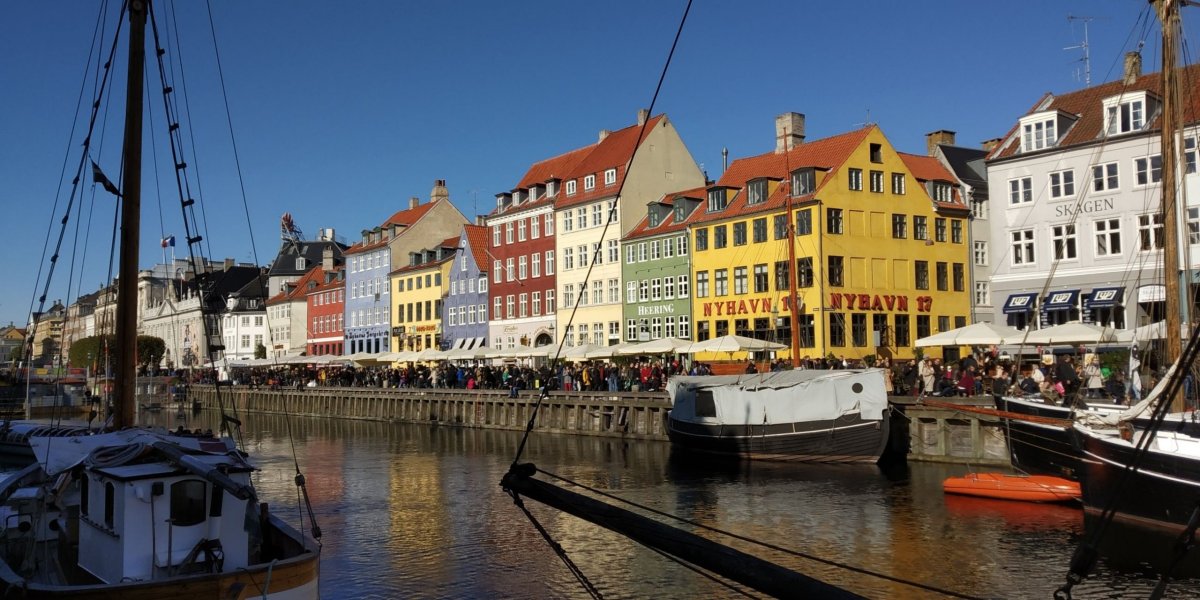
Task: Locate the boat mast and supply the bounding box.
[785,180,802,367]
[1158,0,1185,412]
[115,0,148,429]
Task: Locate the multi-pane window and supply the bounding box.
[1135,155,1163,185]
[678,274,689,298]
[707,188,727,212]
[531,293,540,316]
[695,228,710,251]
[518,219,526,241]
[852,313,867,347]
[532,253,541,277]
[828,256,844,287]
[828,313,845,347]
[650,279,661,301]
[609,278,619,303]
[505,222,514,243]
[935,218,947,242]
[892,214,907,239]
[584,174,596,190]
[869,170,884,193]
[1049,170,1075,199]
[1052,224,1077,260]
[1009,177,1032,204]
[593,280,604,304]
[774,260,790,290]
[545,250,554,274]
[936,262,948,291]
[848,168,863,191]
[519,255,528,278]
[627,281,638,303]
[952,263,965,292]
[545,213,554,235]
[638,280,649,302]
[1106,99,1145,135]
[733,267,748,294]
[566,180,577,195]
[715,269,729,296]
[577,209,587,230]
[638,242,647,262]
[1022,119,1057,151]
[678,234,688,255]
[563,284,575,308]
[797,257,814,287]
[545,290,554,312]
[563,248,574,270]
[774,215,788,239]
[951,220,963,244]
[608,240,620,263]
[519,293,528,317]
[506,258,515,281]
[1187,137,1198,174]
[752,218,767,243]
[650,240,660,260]
[894,314,910,348]
[914,216,928,240]
[1190,207,1200,244]
[733,222,747,246]
[796,209,812,235]
[747,179,768,205]
[696,271,709,297]
[562,210,574,232]
[974,241,988,266]
[827,208,843,234]
[975,281,990,306]
[664,276,675,299]
[753,264,768,293]
[492,226,500,247]
[531,215,540,238]
[891,173,906,195]
[1138,213,1165,251]
[932,183,953,202]
[915,261,929,290]
[1011,229,1035,265]
[604,168,617,185]
[506,294,515,318]
[714,225,728,249]
[1093,162,1119,191]
[1094,218,1122,256]
[792,169,815,195]
[592,204,603,227]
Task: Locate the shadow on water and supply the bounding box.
[1085,513,1200,580]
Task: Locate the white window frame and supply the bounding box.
[1135,155,1163,186]
[604,168,617,185]
[1051,224,1077,260]
[1094,218,1122,257]
[1011,228,1035,265]
[566,180,577,195]
[1092,162,1119,192]
[584,174,596,190]
[1049,170,1075,199]
[973,240,988,267]
[1009,177,1032,205]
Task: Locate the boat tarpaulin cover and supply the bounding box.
[666,369,889,425]
[30,429,240,476]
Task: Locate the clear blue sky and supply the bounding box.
[0,0,1185,328]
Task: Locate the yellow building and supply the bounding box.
[690,115,972,362]
[389,238,457,352]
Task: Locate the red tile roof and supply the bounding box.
[312,267,344,293]
[462,224,491,271]
[554,115,666,210]
[716,126,873,189]
[389,255,452,276]
[346,200,441,255]
[266,266,326,305]
[625,186,708,240]
[517,146,593,190]
[989,62,1200,161]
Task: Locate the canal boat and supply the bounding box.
[664,369,891,463]
[942,472,1080,503]
[0,2,321,597]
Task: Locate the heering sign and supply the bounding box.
[637,304,676,316]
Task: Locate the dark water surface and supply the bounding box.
[142,410,1198,599]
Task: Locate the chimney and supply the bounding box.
[431,179,449,203]
[409,196,420,210]
[322,246,334,271]
[637,108,649,126]
[774,112,805,154]
[223,258,234,271]
[1124,51,1142,85]
[598,129,611,143]
[475,214,486,226]
[981,138,1002,152]
[925,130,956,156]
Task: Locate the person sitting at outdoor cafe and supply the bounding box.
[956,365,976,397]
[745,360,758,374]
[1105,370,1126,402]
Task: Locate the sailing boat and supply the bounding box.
[0,2,320,596]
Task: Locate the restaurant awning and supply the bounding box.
[1002,293,1037,314]
[1085,287,1124,308]
[1042,290,1079,312]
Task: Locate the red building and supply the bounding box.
[306,266,345,356]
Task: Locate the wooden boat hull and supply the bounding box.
[666,409,890,463]
[1076,426,1200,535]
[992,396,1080,479]
[943,472,1080,503]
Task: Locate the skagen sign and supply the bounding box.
[1054,198,1115,218]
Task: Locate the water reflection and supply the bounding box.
[134,411,1199,599]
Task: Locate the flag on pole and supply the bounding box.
[161,235,175,248]
[90,161,121,197]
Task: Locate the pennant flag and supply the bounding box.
[161,235,175,248]
[90,161,121,197]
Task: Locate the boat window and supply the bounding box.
[80,475,89,516]
[695,391,716,418]
[104,482,115,528]
[171,480,208,527]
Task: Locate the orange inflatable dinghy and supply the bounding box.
[942,472,1080,503]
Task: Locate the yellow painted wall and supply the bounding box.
[390,260,451,352]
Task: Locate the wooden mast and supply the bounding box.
[115,0,148,428]
[1158,0,1185,412]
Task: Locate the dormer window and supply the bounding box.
[584,175,596,191]
[295,257,306,270]
[931,182,953,202]
[1022,119,1055,151]
[707,188,727,212]
[566,180,577,195]
[673,204,686,222]
[547,180,558,197]
[1103,91,1154,136]
[791,168,816,196]
[747,179,768,205]
[604,168,617,185]
[649,212,661,227]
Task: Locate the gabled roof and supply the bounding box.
[345,200,441,256]
[266,239,346,278]
[988,62,1200,161]
[267,266,326,305]
[311,266,345,294]
[937,145,988,187]
[461,224,491,272]
[554,115,666,210]
[898,152,968,211]
[625,186,707,241]
[716,127,873,189]
[488,146,595,218]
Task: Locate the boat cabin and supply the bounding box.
[77,456,255,583]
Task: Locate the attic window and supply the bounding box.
[604,168,617,185]
[649,212,661,227]
[547,181,558,196]
[1103,92,1152,136]
[869,143,882,163]
[673,204,686,222]
[931,182,953,202]
[295,257,306,271]
[566,180,577,195]
[1022,119,1056,151]
[707,188,727,212]
[791,169,815,196]
[584,175,596,191]
[747,179,768,205]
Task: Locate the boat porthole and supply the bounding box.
[851,383,863,393]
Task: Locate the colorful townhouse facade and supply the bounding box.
[690,113,972,362]
[306,266,345,356]
[443,224,490,350]
[390,238,457,352]
[620,187,702,343]
[552,110,705,347]
[343,180,467,354]
[984,54,1200,334]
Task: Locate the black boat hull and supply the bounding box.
[1076,428,1200,534]
[993,396,1080,479]
[666,409,890,463]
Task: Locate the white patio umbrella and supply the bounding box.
[617,337,696,355]
[412,348,445,362]
[914,322,1024,348]
[1007,322,1133,345]
[585,341,635,359]
[1133,320,1166,342]
[686,335,785,354]
[561,343,606,361]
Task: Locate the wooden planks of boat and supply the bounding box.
[942,472,1081,503]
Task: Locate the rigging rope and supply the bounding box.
[504,488,604,600]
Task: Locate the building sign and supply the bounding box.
[414,324,438,333]
[828,293,933,312]
[1054,198,1115,218]
[637,304,676,316]
[701,296,794,317]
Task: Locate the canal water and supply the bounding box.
[143,410,1197,599]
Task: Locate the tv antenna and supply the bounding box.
[1065,14,1095,87]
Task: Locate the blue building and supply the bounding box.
[442,224,490,350]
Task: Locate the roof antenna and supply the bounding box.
[1065,14,1094,87]
[853,109,873,128]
